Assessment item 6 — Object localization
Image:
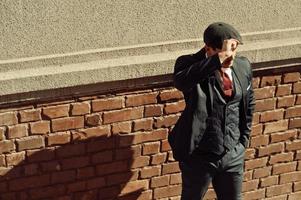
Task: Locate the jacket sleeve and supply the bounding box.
[240,59,256,148]
[173,51,222,92]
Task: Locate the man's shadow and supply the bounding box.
[0,133,146,200]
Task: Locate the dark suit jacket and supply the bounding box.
[168,48,255,161]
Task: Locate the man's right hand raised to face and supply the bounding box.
[217,39,239,68]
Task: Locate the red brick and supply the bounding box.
[245,148,256,160]
[161,139,172,152]
[250,135,269,147]
[91,150,113,164]
[273,162,297,175]
[251,124,263,136]
[0,155,6,167]
[253,166,271,178]
[245,157,268,170]
[98,187,119,199]
[115,145,141,160]
[286,140,301,151]
[297,150,301,160]
[86,177,106,189]
[151,153,167,165]
[19,109,41,122]
[162,162,180,175]
[133,118,153,131]
[288,191,301,200]
[8,124,28,139]
[103,107,143,124]
[30,120,50,135]
[296,95,301,105]
[96,161,128,176]
[269,152,294,164]
[118,129,168,147]
[112,121,132,134]
[71,102,90,116]
[75,190,98,200]
[153,185,181,199]
[17,136,45,151]
[258,143,284,157]
[266,183,292,197]
[9,174,50,191]
[286,106,301,118]
[6,152,25,166]
[159,89,184,101]
[26,148,55,162]
[294,181,301,192]
[56,143,85,158]
[242,179,259,192]
[51,170,76,184]
[277,95,295,108]
[0,127,5,141]
[290,118,301,128]
[271,129,297,143]
[0,140,15,153]
[126,92,158,107]
[87,138,115,153]
[0,167,11,177]
[120,180,149,195]
[67,181,86,193]
[0,112,18,126]
[85,113,101,126]
[260,176,279,187]
[255,98,276,112]
[145,105,163,117]
[41,161,60,172]
[164,101,185,114]
[131,156,150,168]
[61,156,90,170]
[92,97,124,112]
[140,166,161,178]
[42,104,69,119]
[170,173,182,184]
[252,112,260,125]
[24,163,39,176]
[47,132,71,146]
[261,75,282,87]
[151,175,170,188]
[254,87,276,100]
[260,109,284,122]
[252,77,260,89]
[29,185,65,199]
[106,171,139,186]
[72,126,111,140]
[77,167,95,179]
[283,72,300,83]
[264,120,288,134]
[143,141,160,155]
[293,82,301,94]
[52,116,84,132]
[276,84,292,97]
[154,115,179,128]
[204,189,217,200]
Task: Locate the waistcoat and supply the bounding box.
[195,69,242,155]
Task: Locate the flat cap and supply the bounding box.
[203,22,243,49]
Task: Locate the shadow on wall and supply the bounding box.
[0,134,147,200]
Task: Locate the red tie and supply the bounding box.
[220,70,232,97]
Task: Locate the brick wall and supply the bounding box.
[0,69,300,200]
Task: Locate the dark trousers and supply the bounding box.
[180,143,245,200]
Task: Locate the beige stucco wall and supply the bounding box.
[1,0,301,60]
[0,0,300,104]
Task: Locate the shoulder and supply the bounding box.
[235,56,252,74]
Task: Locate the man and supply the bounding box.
[168,22,255,200]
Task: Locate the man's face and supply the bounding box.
[205,39,238,67]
